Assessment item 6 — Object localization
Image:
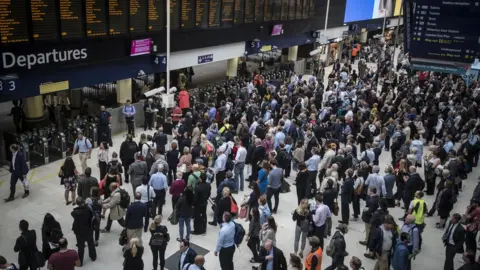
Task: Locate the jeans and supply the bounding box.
[266,187,280,213]
[151,245,166,270]
[179,218,191,240]
[294,225,308,253]
[153,189,166,216]
[219,245,236,270]
[234,162,245,191]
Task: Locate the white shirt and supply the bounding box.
[313,203,331,227]
[180,248,190,269]
[135,184,156,203]
[235,146,247,163]
[12,151,17,170]
[142,141,157,157]
[182,263,201,270]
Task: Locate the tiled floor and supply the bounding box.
[0,60,474,270]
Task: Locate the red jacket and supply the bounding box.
[178,90,190,109]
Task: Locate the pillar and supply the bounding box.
[117,78,132,104]
[24,95,44,119]
[70,88,83,110]
[360,31,368,43]
[288,46,298,62]
[226,57,239,79]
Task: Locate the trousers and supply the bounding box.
[125,116,135,135]
[294,225,308,253]
[247,237,260,261]
[151,245,166,270]
[234,162,245,191]
[9,171,28,198]
[75,232,97,264]
[153,189,166,216]
[373,252,390,270]
[219,245,235,270]
[193,204,207,234]
[266,187,280,213]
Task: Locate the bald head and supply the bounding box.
[192,164,199,171]
[194,255,205,266]
[405,214,414,224]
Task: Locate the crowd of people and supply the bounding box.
[3,44,480,270]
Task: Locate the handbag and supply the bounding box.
[34,251,46,267]
[239,206,248,219]
[300,218,313,233]
[178,164,187,173]
[168,210,179,225]
[118,229,128,246]
[332,200,339,216]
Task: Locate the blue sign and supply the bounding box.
[198,54,213,64]
[245,41,262,55]
[152,55,167,72]
[411,61,468,75]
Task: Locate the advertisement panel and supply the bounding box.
[344,0,402,23]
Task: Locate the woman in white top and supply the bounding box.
[97,142,109,180]
[424,149,441,195]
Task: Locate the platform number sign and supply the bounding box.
[245,40,262,55]
[152,55,167,72]
[0,75,17,92]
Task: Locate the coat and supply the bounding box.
[178,248,197,270]
[14,230,38,268]
[391,242,410,270]
[103,188,126,220]
[128,161,148,188]
[443,221,465,253]
[123,246,144,270]
[259,246,288,270]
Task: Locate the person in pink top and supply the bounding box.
[177,89,190,116]
[169,172,186,210]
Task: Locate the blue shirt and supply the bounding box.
[122,105,136,117]
[208,107,217,121]
[263,111,271,122]
[214,154,227,173]
[305,154,320,171]
[443,141,454,153]
[216,221,235,252]
[74,137,92,153]
[149,172,168,190]
[266,248,274,270]
[258,169,269,194]
[274,132,285,149]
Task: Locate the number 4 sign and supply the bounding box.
[152,55,167,72]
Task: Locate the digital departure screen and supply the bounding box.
[181,0,195,28]
[196,0,208,28]
[244,0,255,23]
[302,0,308,18]
[170,0,180,29]
[288,0,295,20]
[60,0,84,39]
[234,0,245,24]
[0,0,29,44]
[272,0,281,20]
[409,0,480,63]
[295,0,302,19]
[129,0,148,33]
[109,0,129,35]
[254,0,264,22]
[209,0,221,27]
[30,0,59,41]
[221,0,234,28]
[86,0,108,37]
[280,0,288,20]
[264,0,272,21]
[148,0,166,31]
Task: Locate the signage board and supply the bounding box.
[344,0,403,23]
[198,54,213,64]
[130,38,151,56]
[408,0,480,64]
[411,61,468,75]
[152,55,167,71]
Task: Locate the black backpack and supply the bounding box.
[118,189,131,209]
[150,226,169,247]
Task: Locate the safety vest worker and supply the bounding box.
[304,245,322,270]
[411,192,427,225]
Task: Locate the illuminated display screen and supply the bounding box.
[31,0,59,41]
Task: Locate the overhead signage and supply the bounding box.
[411,60,468,75]
[344,0,403,23]
[130,38,151,56]
[408,0,480,63]
[39,81,70,94]
[198,54,213,64]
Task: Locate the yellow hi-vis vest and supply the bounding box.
[412,198,426,225]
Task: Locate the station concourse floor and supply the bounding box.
[0,125,475,270]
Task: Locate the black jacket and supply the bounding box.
[404,173,424,198]
[331,231,348,257]
[323,188,337,212]
[120,141,138,164]
[252,146,267,166]
[125,201,149,231]
[123,246,144,270]
[10,151,29,175]
[71,205,94,235]
[77,176,99,199]
[178,248,197,270]
[340,177,354,204]
[166,149,180,167]
[195,182,211,206]
[363,194,380,222]
[176,195,194,218]
[369,225,397,255]
[443,221,465,253]
[259,246,288,270]
[154,133,168,151]
[14,230,38,268]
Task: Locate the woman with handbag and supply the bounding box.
[246,207,261,263]
[123,237,144,270]
[177,147,192,181]
[149,215,170,270]
[41,213,63,260]
[59,157,78,205]
[292,199,312,259]
[14,220,44,270]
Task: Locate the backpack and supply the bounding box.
[325,235,337,257]
[49,228,63,244]
[90,199,102,230]
[150,226,168,247]
[233,222,246,247]
[349,153,359,168]
[118,189,131,209]
[128,141,138,154]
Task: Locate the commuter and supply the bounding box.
[170,172,186,211]
[178,147,193,181]
[192,173,211,235]
[71,197,97,265]
[312,193,331,249]
[178,88,191,115]
[322,178,337,237]
[149,164,168,216]
[101,182,126,232]
[0,255,18,270]
[266,159,282,214]
[125,192,149,246]
[47,238,81,270]
[41,213,63,260]
[149,215,170,270]
[349,256,364,270]
[215,212,236,270]
[400,215,420,263]
[214,148,228,187]
[103,167,121,200]
[365,165,386,197]
[107,152,123,181]
[178,240,197,270]
[187,164,201,189]
[325,224,348,270]
[8,101,25,134]
[97,105,112,146]
[166,142,180,185]
[150,155,169,176]
[123,237,144,270]
[383,166,396,207]
[72,132,92,175]
[176,187,194,241]
[123,99,136,136]
[183,255,206,270]
[128,153,148,192]
[234,139,247,192]
[359,186,379,246]
[292,198,312,258]
[443,213,465,270]
[144,98,155,131]
[249,138,267,186]
[76,167,98,199]
[142,135,156,169]
[369,215,397,270]
[58,156,78,205]
[304,236,323,270]
[120,134,139,183]
[154,127,168,154]
[391,232,411,270]
[5,144,30,202]
[247,207,262,262]
[305,147,321,196]
[97,141,109,180]
[255,239,287,270]
[88,187,102,246]
[295,163,309,204]
[340,168,355,225]
[210,186,237,227]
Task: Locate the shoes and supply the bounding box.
[66,201,72,205]
[398,217,405,221]
[299,251,304,259]
[208,221,217,226]
[94,241,98,247]
[4,197,14,202]
[100,228,110,233]
[338,221,345,224]
[350,217,359,221]
[22,192,29,199]
[176,238,183,242]
[364,253,376,259]
[359,241,367,246]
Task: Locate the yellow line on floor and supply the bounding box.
[0,168,58,188]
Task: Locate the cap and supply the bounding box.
[336,223,349,233]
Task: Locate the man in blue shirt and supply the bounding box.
[257,239,288,270]
[215,212,236,270]
[214,149,227,187]
[149,165,168,216]
[72,132,92,173]
[443,135,454,153]
[122,99,136,137]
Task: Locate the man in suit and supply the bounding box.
[14,220,38,270]
[403,166,424,213]
[340,169,355,225]
[5,144,30,202]
[443,213,465,270]
[71,197,97,266]
[257,239,287,270]
[178,239,197,270]
[125,192,149,246]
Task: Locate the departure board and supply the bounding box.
[209,0,221,27]
[295,0,302,19]
[288,0,295,20]
[181,0,195,29]
[221,0,234,28]
[196,0,208,28]
[308,0,314,17]
[263,0,272,21]
[109,0,128,35]
[272,0,281,20]
[244,0,255,23]
[170,0,180,29]
[233,0,245,24]
[148,0,166,31]
[0,0,29,44]
[60,0,84,39]
[302,0,308,18]
[130,0,148,33]
[254,0,264,22]
[280,0,288,20]
[86,0,108,37]
[31,0,58,41]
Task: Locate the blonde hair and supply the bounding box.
[222,187,231,197]
[296,198,309,215]
[149,215,163,231]
[130,237,141,257]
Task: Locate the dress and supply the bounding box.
[60,166,77,191]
